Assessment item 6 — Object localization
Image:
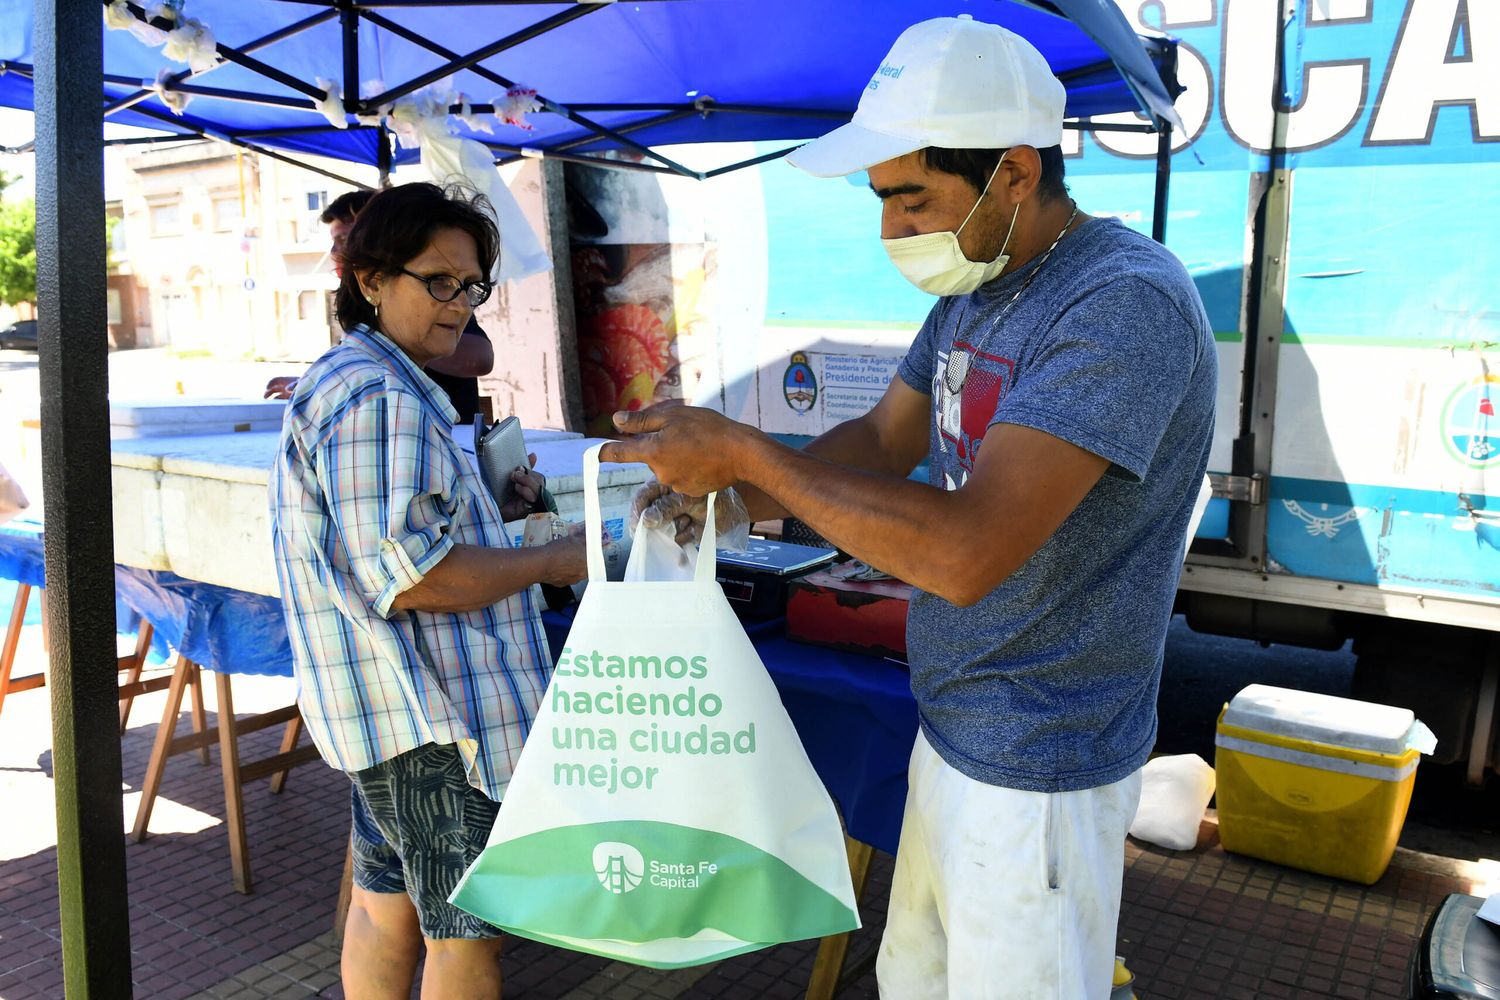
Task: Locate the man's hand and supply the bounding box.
[499,452,545,523]
[600,404,756,496]
[264,376,300,399]
[629,481,751,548]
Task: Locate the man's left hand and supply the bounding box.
[600,405,751,496]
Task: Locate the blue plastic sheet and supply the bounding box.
[0,517,43,589]
[0,1,1178,170]
[0,519,281,673]
[112,567,293,678]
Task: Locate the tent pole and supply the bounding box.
[549,109,696,153]
[703,144,807,178]
[340,0,361,116]
[1065,120,1157,134]
[128,101,376,189]
[1152,122,1173,244]
[488,147,678,175]
[231,125,361,138]
[37,1,134,993]
[159,83,321,109]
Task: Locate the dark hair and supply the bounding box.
[920,145,1068,203]
[334,183,500,332]
[320,188,375,226]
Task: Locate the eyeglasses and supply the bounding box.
[399,268,493,308]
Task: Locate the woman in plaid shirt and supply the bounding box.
[270,183,585,999]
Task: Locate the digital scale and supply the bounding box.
[714,539,838,621]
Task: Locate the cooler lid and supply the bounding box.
[1223,684,1417,755]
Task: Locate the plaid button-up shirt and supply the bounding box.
[269,325,550,801]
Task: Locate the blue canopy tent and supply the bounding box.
[8,2,1182,995]
[3,1,1181,229]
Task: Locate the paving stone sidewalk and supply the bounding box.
[0,662,1486,999]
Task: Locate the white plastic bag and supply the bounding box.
[451,445,859,968]
[1128,754,1216,851]
[421,132,552,284]
[623,519,697,583]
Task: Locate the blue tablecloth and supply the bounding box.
[0,517,45,589]
[2,516,914,852]
[0,517,279,671]
[111,566,292,678]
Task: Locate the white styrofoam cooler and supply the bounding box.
[109,398,290,439]
[110,429,647,598]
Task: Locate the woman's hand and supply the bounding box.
[540,524,592,587]
[500,453,546,522]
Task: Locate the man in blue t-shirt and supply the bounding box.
[605,16,1215,999]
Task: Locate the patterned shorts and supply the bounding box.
[348,743,502,940]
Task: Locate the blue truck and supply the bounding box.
[561,0,1497,777]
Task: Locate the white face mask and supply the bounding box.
[882,157,1020,297]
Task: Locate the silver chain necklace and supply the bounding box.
[943,201,1080,396]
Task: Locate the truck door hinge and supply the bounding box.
[1209,473,1266,505]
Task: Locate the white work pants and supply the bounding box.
[877,732,1142,1000]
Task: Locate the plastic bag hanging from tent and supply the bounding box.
[421,131,552,284]
[378,90,552,285]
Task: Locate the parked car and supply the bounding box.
[0,319,37,350]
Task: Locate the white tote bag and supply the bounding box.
[451,445,859,968]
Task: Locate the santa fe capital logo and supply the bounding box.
[592,841,645,894]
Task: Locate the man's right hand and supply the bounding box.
[264,376,300,399]
[630,481,751,549]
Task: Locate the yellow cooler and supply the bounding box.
[1214,684,1427,885]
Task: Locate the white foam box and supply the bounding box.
[109,398,290,439]
[110,430,646,597]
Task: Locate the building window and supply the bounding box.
[149,201,180,236]
[297,290,323,322]
[306,190,328,213]
[213,195,243,232]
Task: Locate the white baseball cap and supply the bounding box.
[786,14,1067,178]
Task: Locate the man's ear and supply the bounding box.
[1000,146,1044,203]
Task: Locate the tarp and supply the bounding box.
[0,1,1179,175]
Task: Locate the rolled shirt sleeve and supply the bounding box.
[318,384,468,618]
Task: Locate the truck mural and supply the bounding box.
[563,0,1498,776]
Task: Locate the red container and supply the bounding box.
[785,570,912,661]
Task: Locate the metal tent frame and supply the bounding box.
[7,0,1181,236]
